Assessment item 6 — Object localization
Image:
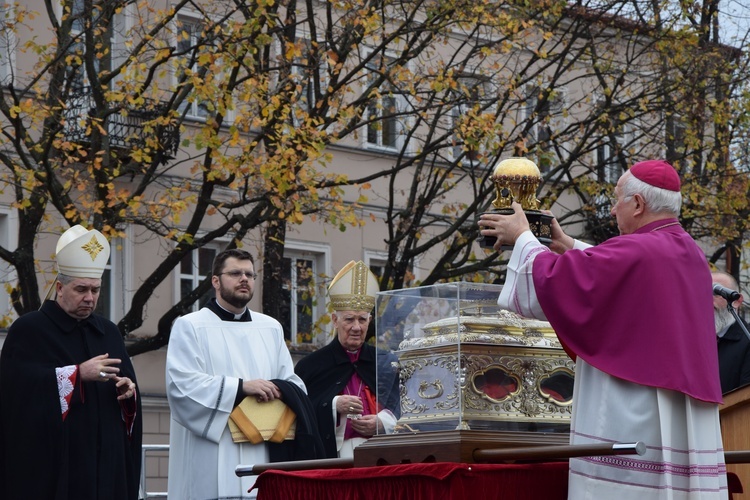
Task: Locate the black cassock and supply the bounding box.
[295,336,400,459]
[0,300,142,500]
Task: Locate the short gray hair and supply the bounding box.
[57,274,76,285]
[712,270,739,290]
[620,170,682,215]
[56,274,101,286]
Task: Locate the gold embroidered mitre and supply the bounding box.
[55,225,111,279]
[328,260,380,312]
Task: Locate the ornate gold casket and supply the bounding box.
[374,283,573,435]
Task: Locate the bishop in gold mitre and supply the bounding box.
[294,260,401,459]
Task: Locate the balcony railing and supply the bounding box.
[63,86,180,164]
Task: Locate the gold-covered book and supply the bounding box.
[228,397,296,444]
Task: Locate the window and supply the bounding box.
[525,86,565,173]
[596,132,626,184]
[109,2,131,80]
[280,256,314,344]
[70,0,85,32]
[279,243,328,346]
[365,249,416,288]
[594,99,632,184]
[65,0,93,91]
[368,261,385,281]
[93,235,131,323]
[63,0,127,88]
[365,54,404,150]
[62,0,97,141]
[63,3,144,152]
[665,116,687,165]
[365,250,389,284]
[0,2,15,86]
[94,251,113,320]
[0,209,16,325]
[178,246,219,312]
[175,15,209,120]
[290,36,324,120]
[451,75,489,165]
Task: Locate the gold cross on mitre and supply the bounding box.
[81,235,104,261]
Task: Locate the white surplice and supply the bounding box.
[166,308,305,500]
[498,231,728,499]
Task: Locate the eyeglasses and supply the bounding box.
[609,194,633,207]
[219,270,258,279]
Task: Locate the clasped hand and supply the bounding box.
[78,353,136,399]
[479,202,530,250]
[243,379,281,402]
[349,414,381,437]
[337,395,362,416]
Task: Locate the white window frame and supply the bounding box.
[282,241,330,346]
[98,225,133,322]
[109,2,133,86]
[176,243,224,313]
[57,0,128,88]
[66,0,97,90]
[364,248,418,287]
[0,207,17,324]
[363,51,410,152]
[289,32,328,126]
[173,11,217,122]
[593,95,633,185]
[665,114,687,161]
[596,128,630,184]
[364,249,388,281]
[0,1,15,86]
[450,74,492,166]
[524,85,567,173]
[61,0,103,140]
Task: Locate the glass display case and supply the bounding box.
[374,282,573,436]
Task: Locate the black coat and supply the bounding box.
[267,379,326,462]
[0,301,142,500]
[718,318,750,394]
[294,336,400,458]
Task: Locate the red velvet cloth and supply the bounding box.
[253,462,569,500]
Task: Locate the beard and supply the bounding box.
[219,281,253,309]
[715,306,736,336]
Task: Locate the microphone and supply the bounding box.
[713,283,741,303]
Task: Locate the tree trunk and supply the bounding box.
[262,219,288,340]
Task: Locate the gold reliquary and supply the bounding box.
[479,157,553,249]
[374,283,573,435]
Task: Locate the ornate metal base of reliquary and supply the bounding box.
[394,310,573,433]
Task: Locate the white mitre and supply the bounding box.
[55,225,110,278]
[44,225,110,301]
[328,260,379,312]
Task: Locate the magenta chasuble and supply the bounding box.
[531,218,721,404]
